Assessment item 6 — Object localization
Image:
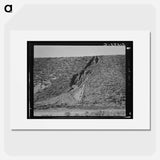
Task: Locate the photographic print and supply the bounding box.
[27,41,133,119]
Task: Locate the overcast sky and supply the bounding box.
[34,46,125,58]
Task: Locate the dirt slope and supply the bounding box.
[34,55,125,109]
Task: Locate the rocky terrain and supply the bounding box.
[33,55,126,117]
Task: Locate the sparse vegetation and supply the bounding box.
[34,55,126,117]
[94,110,105,116]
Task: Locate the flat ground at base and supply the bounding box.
[34,108,125,117]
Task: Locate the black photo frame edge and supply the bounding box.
[27,41,133,119]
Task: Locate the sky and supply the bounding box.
[34,45,125,58]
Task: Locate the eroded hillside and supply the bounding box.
[34,55,125,112]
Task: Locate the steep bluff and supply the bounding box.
[34,55,125,109]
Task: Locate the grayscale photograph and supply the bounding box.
[27,41,133,119]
